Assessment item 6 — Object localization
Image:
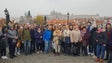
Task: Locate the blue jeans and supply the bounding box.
[24,40,31,55]
[96,44,106,59]
[44,40,50,53]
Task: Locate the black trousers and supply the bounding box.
[71,42,81,55]
[31,39,35,52]
[82,46,88,56]
[8,38,16,57]
[89,43,96,56]
[20,43,24,53]
[0,48,6,56]
[105,44,109,59]
[108,50,112,63]
[36,43,43,51]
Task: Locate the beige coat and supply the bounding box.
[70,30,82,43]
[53,30,61,45]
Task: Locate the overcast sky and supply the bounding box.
[0,0,112,18]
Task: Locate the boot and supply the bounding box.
[100,59,104,62]
[95,58,100,62]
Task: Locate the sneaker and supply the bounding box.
[10,56,13,59]
[100,59,104,62]
[4,56,8,59]
[40,51,43,53]
[13,55,17,57]
[1,56,8,59]
[37,51,39,54]
[92,55,97,58]
[88,52,91,55]
[91,53,94,56]
[17,52,20,55]
[1,56,5,59]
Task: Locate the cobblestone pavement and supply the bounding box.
[0,53,106,63]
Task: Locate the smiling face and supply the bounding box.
[74,24,79,30]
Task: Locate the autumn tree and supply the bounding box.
[34,15,44,25]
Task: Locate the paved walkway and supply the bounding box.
[0,53,106,63]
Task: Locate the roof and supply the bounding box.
[47,19,75,25]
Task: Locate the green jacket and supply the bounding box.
[22,29,31,41]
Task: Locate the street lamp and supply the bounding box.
[4,8,10,26]
[44,16,47,25]
[67,12,69,24]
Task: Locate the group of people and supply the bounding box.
[0,21,112,63]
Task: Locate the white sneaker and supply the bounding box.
[37,51,39,54]
[92,55,97,59]
[17,52,20,55]
[88,52,91,55]
[40,51,43,53]
[1,56,4,59]
[1,56,7,59]
[4,56,8,59]
[91,53,94,56]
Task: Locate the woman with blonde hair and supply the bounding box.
[53,26,61,55]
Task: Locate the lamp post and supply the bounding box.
[67,12,69,25]
[44,16,47,25]
[4,8,10,26]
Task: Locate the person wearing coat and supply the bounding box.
[34,27,43,53]
[43,25,52,54]
[89,27,97,56]
[0,26,8,59]
[30,25,36,53]
[18,26,24,53]
[22,25,31,56]
[108,25,112,63]
[7,26,18,59]
[53,27,61,55]
[70,24,82,56]
[63,25,71,55]
[95,27,108,62]
[81,27,89,56]
[105,23,111,60]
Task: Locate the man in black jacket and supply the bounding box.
[0,26,8,59]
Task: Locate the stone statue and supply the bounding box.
[4,8,10,25]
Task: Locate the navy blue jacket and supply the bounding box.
[34,31,43,43]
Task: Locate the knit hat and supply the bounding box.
[106,22,111,25]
